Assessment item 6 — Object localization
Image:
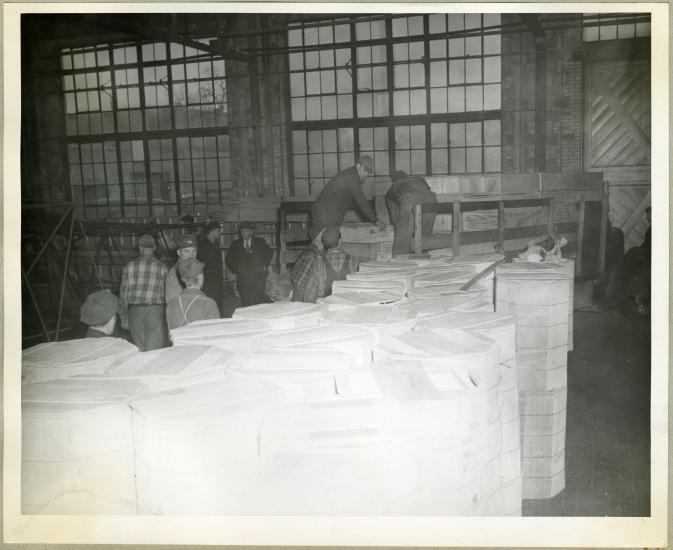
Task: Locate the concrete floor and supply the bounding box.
[522,309,651,516]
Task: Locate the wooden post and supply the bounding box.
[25,206,72,277]
[22,265,51,343]
[279,205,288,274]
[452,199,461,256]
[413,203,423,255]
[497,200,505,251]
[598,182,608,274]
[55,213,76,342]
[576,195,586,276]
[547,197,554,235]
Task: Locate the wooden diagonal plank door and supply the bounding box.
[585,58,651,249]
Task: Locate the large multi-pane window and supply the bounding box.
[288,14,503,194]
[582,13,651,42]
[60,39,229,218]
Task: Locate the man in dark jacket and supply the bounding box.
[386,170,438,256]
[197,221,223,316]
[311,155,387,233]
[225,221,274,307]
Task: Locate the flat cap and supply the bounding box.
[177,234,197,249]
[321,225,341,249]
[357,155,374,173]
[177,258,205,280]
[138,234,155,248]
[80,289,119,326]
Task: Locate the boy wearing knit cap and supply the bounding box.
[290,225,341,303]
[165,258,220,330]
[80,289,120,338]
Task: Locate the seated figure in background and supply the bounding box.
[165,234,198,304]
[80,289,120,338]
[166,258,220,330]
[323,231,356,297]
[291,225,340,303]
[604,207,651,315]
[386,170,438,256]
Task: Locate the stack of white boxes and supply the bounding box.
[495,263,572,499]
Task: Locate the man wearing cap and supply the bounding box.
[119,234,168,352]
[290,225,340,303]
[311,156,387,234]
[225,221,274,307]
[165,234,198,304]
[166,258,220,330]
[80,289,120,338]
[386,170,438,256]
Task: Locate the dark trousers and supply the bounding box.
[128,304,168,352]
[237,273,268,307]
[387,192,437,256]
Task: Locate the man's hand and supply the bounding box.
[374,219,387,230]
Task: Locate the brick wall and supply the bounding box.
[501,15,583,174]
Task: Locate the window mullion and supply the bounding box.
[109,44,126,218]
[136,43,153,217]
[166,41,183,217]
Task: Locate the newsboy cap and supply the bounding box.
[177,234,198,249]
[80,289,119,326]
[177,258,205,280]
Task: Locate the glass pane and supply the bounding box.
[392,43,408,62]
[306,71,321,95]
[394,65,409,88]
[339,128,354,152]
[359,128,374,151]
[466,58,482,83]
[430,87,448,113]
[289,53,303,71]
[430,61,447,87]
[372,66,387,90]
[431,123,448,147]
[374,128,388,150]
[448,13,464,31]
[304,26,318,46]
[409,42,423,60]
[293,131,307,154]
[410,125,425,148]
[319,49,334,68]
[484,119,501,145]
[448,86,465,112]
[309,154,323,176]
[291,97,305,121]
[429,14,447,34]
[409,63,425,87]
[395,126,410,149]
[393,90,410,116]
[450,148,465,172]
[371,20,386,40]
[322,95,337,119]
[430,39,447,58]
[337,94,353,118]
[357,93,373,117]
[466,122,482,146]
[432,149,448,174]
[484,83,501,110]
[395,153,410,174]
[357,46,371,65]
[484,146,501,172]
[600,25,617,40]
[323,130,338,152]
[358,67,372,90]
[449,38,464,57]
[466,148,482,172]
[409,89,426,115]
[288,28,303,47]
[373,92,389,117]
[465,85,483,111]
[306,96,321,120]
[408,16,423,35]
[583,26,599,41]
[305,51,319,70]
[320,71,335,94]
[335,24,350,42]
[465,14,481,29]
[316,24,333,45]
[372,45,386,63]
[449,59,465,84]
[410,150,425,174]
[484,57,501,83]
[336,69,352,93]
[391,18,407,37]
[324,153,338,175]
[465,36,482,56]
[484,35,501,55]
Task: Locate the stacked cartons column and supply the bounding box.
[495,268,571,499]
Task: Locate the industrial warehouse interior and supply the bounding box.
[10,6,663,545]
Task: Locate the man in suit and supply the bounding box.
[225,221,274,307]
